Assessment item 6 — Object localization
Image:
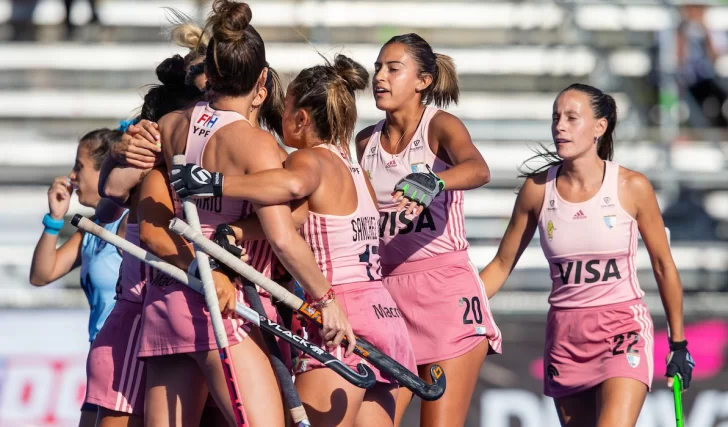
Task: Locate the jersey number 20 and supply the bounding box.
[460,296,483,325]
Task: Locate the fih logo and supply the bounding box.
[190,165,211,185]
[196,113,219,129]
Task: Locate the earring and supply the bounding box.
[297,124,302,128]
[594,136,599,144]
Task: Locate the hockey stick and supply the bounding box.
[673,374,684,427]
[241,280,311,427]
[71,214,376,392]
[169,217,447,401]
[172,155,247,426]
[665,228,683,427]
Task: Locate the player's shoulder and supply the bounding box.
[217,122,278,151]
[355,125,377,149]
[518,169,549,211]
[523,168,550,189]
[617,165,653,196]
[429,110,463,130]
[285,147,322,168]
[158,105,192,128]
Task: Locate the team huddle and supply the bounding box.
[30,1,695,426]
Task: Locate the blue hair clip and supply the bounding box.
[117,117,141,133]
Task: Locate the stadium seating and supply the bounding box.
[1,0,727,313]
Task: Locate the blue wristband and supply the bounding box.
[43,213,64,235]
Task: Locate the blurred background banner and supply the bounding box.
[2,313,726,426]
[1,0,728,425]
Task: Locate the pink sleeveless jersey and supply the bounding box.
[538,161,645,308]
[117,223,146,303]
[301,144,381,285]
[173,102,274,278]
[360,106,468,265]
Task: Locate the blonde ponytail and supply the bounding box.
[431,53,459,108]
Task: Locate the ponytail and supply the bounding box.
[289,54,369,158]
[164,8,210,67]
[598,94,617,161]
[258,66,284,139]
[430,53,459,107]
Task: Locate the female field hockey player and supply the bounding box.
[355,33,501,427]
[171,53,417,427]
[29,128,127,427]
[126,2,352,424]
[85,53,203,427]
[480,83,694,426]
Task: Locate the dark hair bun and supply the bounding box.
[155,54,186,87]
[209,0,251,43]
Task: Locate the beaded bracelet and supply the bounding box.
[310,287,336,309]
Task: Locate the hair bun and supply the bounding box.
[155,54,187,87]
[209,0,252,43]
[333,54,368,92]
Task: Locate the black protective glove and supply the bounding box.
[665,340,695,391]
[170,163,223,199]
[210,223,244,278]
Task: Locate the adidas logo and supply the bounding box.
[572,210,587,220]
[385,159,397,169]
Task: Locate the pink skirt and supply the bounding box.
[544,299,654,398]
[85,300,145,416]
[138,274,250,358]
[294,280,416,384]
[382,251,502,365]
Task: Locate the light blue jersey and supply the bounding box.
[80,212,127,341]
